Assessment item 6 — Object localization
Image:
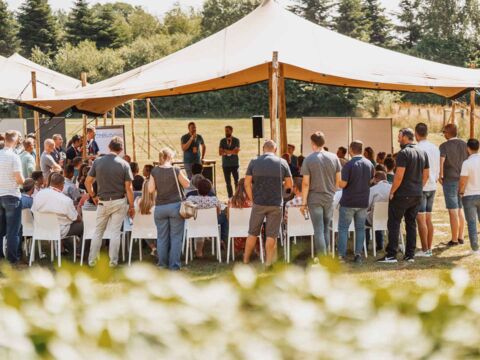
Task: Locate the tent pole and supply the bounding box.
[103,113,107,126]
[268,51,279,147]
[111,108,115,125]
[450,101,456,125]
[470,64,476,139]
[279,63,288,155]
[95,117,98,127]
[18,106,23,119]
[81,72,88,160]
[131,100,136,162]
[147,98,151,159]
[31,71,41,170]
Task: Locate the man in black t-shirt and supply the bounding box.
[219,125,240,198]
[378,128,430,263]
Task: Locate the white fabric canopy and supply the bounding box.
[16,0,480,116]
[0,53,81,102]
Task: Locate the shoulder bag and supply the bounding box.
[172,167,198,219]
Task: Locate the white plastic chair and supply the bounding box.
[366,202,388,257]
[128,212,157,265]
[227,208,255,263]
[184,208,222,264]
[80,210,126,266]
[285,207,314,263]
[330,207,367,258]
[29,212,64,267]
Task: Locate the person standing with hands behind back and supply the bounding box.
[219,125,240,198]
[181,122,206,178]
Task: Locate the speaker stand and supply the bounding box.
[257,137,261,157]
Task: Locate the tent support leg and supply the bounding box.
[279,63,288,155]
[470,64,476,139]
[31,71,40,170]
[268,51,279,148]
[81,72,88,160]
[147,98,151,159]
[131,100,136,162]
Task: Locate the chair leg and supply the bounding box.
[38,241,43,259]
[259,236,264,264]
[29,238,36,266]
[190,239,193,261]
[227,236,231,264]
[80,236,85,266]
[373,229,377,258]
[311,235,314,258]
[58,240,61,267]
[121,233,125,262]
[139,239,143,262]
[287,237,290,263]
[217,237,222,263]
[128,237,134,266]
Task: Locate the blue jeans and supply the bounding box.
[443,181,462,209]
[309,203,333,255]
[462,195,480,251]
[0,196,22,263]
[154,202,185,270]
[338,207,367,257]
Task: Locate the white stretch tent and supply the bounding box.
[16,0,480,117]
[0,53,81,102]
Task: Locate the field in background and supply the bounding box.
[64,112,480,285]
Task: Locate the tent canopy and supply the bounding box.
[0,53,81,103]
[16,0,480,116]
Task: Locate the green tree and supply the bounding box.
[288,0,334,27]
[162,5,202,37]
[201,0,260,37]
[65,0,97,45]
[362,0,392,47]
[395,0,423,49]
[128,8,161,39]
[334,0,369,41]
[17,0,58,56]
[92,4,131,49]
[0,0,19,55]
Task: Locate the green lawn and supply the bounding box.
[36,117,474,286]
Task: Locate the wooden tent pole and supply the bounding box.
[81,72,88,160]
[470,64,476,139]
[268,51,279,146]
[18,106,23,119]
[111,108,116,125]
[131,100,136,161]
[146,98,151,159]
[31,71,40,170]
[103,113,107,126]
[95,117,98,127]
[450,101,456,125]
[278,63,288,155]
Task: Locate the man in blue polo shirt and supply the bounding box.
[181,122,206,178]
[338,140,374,264]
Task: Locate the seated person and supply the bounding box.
[376,151,387,165]
[143,164,154,180]
[365,171,391,251]
[32,173,84,247]
[285,177,303,221]
[79,182,98,213]
[72,156,84,184]
[63,164,82,202]
[31,170,44,196]
[134,180,157,256]
[228,178,253,254]
[187,179,227,258]
[384,157,395,184]
[131,162,144,192]
[21,178,35,209]
[186,174,215,197]
[77,164,90,191]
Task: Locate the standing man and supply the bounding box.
[19,138,35,178]
[181,122,206,178]
[415,123,440,257]
[338,141,374,263]
[244,140,292,266]
[300,132,341,255]
[40,139,62,180]
[378,128,429,263]
[0,130,25,264]
[86,126,99,157]
[219,125,240,198]
[459,139,480,254]
[439,123,468,246]
[85,137,135,267]
[52,134,66,166]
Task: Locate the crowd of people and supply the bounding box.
[0,120,479,270]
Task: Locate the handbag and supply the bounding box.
[172,167,198,219]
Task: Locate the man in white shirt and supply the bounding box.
[0,130,25,264]
[415,123,440,257]
[459,139,480,254]
[32,173,83,241]
[40,139,62,180]
[365,171,391,251]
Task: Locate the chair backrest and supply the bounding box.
[186,208,219,238]
[82,210,97,240]
[332,207,355,232]
[131,212,157,240]
[372,202,389,231]
[287,207,314,237]
[123,217,133,233]
[228,208,252,238]
[21,209,34,237]
[33,212,61,241]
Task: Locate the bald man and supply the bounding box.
[40,138,62,179]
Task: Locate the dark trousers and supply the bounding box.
[386,196,422,258]
[66,221,84,239]
[223,166,239,198]
[365,226,384,250]
[0,196,22,263]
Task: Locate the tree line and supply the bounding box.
[0,0,479,118]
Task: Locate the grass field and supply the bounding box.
[59,116,480,286]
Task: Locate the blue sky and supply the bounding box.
[8,0,399,17]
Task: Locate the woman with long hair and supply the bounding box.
[135,180,157,255]
[364,146,376,167]
[148,148,190,270]
[228,178,254,255]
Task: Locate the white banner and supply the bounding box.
[95,125,126,155]
[0,118,26,135]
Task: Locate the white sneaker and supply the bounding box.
[416,250,432,257]
[466,250,480,256]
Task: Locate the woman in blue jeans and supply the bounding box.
[148,148,190,270]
